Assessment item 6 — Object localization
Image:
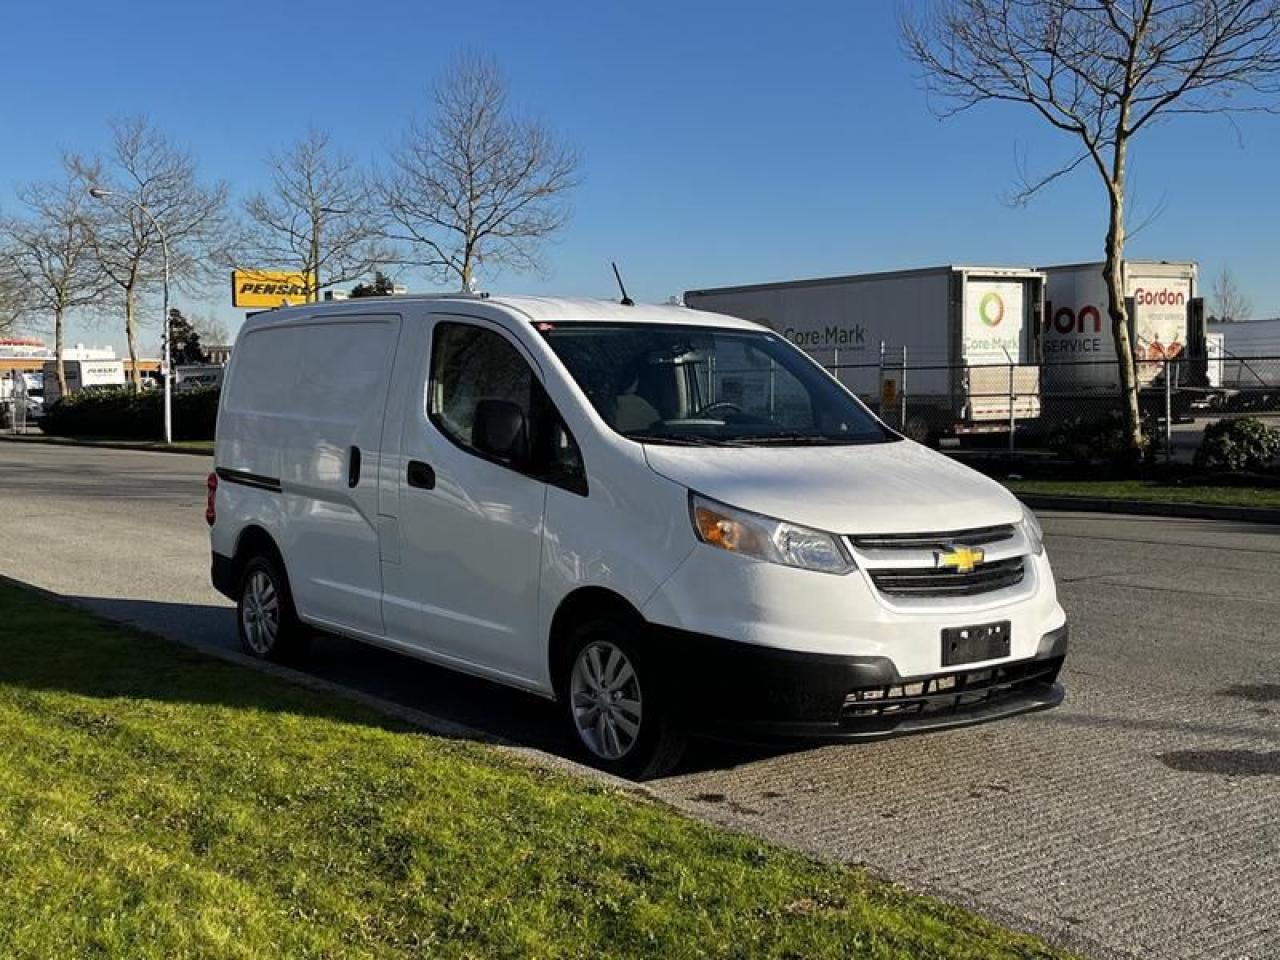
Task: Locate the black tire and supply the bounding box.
[560,616,686,780]
[235,552,307,662]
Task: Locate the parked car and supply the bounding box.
[208,294,1068,778]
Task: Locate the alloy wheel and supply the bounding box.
[570,640,643,760]
[241,569,280,655]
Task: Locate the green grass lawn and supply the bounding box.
[161,439,215,454]
[1005,478,1280,509]
[9,435,214,455]
[0,583,1076,960]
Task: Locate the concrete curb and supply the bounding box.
[0,434,212,457]
[1018,493,1280,525]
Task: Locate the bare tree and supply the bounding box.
[240,128,389,302]
[903,1,1280,456]
[72,118,228,389]
[0,245,31,336]
[1211,265,1252,322]
[188,311,231,346]
[380,54,580,291]
[0,168,110,396]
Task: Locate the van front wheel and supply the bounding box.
[236,554,306,661]
[562,619,686,780]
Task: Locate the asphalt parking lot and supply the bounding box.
[0,441,1276,960]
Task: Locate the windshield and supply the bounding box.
[539,323,895,446]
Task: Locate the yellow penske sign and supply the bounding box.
[231,269,314,308]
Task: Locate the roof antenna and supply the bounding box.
[611,261,634,306]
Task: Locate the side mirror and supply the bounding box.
[472,398,528,465]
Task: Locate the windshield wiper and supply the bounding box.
[727,432,851,445]
[626,430,884,447]
[623,431,738,447]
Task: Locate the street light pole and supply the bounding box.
[89,187,173,444]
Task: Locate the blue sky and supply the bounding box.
[2,0,1276,353]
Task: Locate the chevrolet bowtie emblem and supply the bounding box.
[935,545,984,574]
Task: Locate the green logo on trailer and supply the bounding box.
[979,292,1004,327]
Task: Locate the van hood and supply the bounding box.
[642,439,1022,535]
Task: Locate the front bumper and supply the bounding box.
[651,623,1067,742]
[642,535,1066,674]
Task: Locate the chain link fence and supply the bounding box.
[823,351,1280,462]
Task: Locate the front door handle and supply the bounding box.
[407,460,435,490]
[347,446,362,488]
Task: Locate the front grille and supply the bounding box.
[869,556,1025,598]
[841,656,1062,724]
[850,524,1015,552]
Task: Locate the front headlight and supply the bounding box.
[690,494,854,575]
[1020,504,1045,556]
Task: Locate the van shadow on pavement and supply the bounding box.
[48,593,794,778]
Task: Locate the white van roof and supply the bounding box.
[241,295,760,333]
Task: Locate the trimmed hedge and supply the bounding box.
[41,386,220,441]
[1045,408,1160,465]
[1194,417,1280,473]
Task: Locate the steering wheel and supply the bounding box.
[693,400,743,419]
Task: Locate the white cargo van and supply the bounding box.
[208,295,1067,777]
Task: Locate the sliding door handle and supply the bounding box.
[347,446,362,488]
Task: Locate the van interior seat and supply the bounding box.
[613,393,661,433]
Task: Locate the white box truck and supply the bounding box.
[684,266,1045,440]
[175,364,225,393]
[42,359,128,406]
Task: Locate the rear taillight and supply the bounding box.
[206,472,217,526]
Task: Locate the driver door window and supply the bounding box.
[429,322,533,452]
[428,321,586,493]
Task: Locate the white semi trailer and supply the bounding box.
[1207,317,1280,385]
[1205,318,1280,411]
[684,265,1045,440]
[1041,260,1205,388]
[1040,259,1219,418]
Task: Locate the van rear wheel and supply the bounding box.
[236,553,306,661]
[562,618,685,780]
